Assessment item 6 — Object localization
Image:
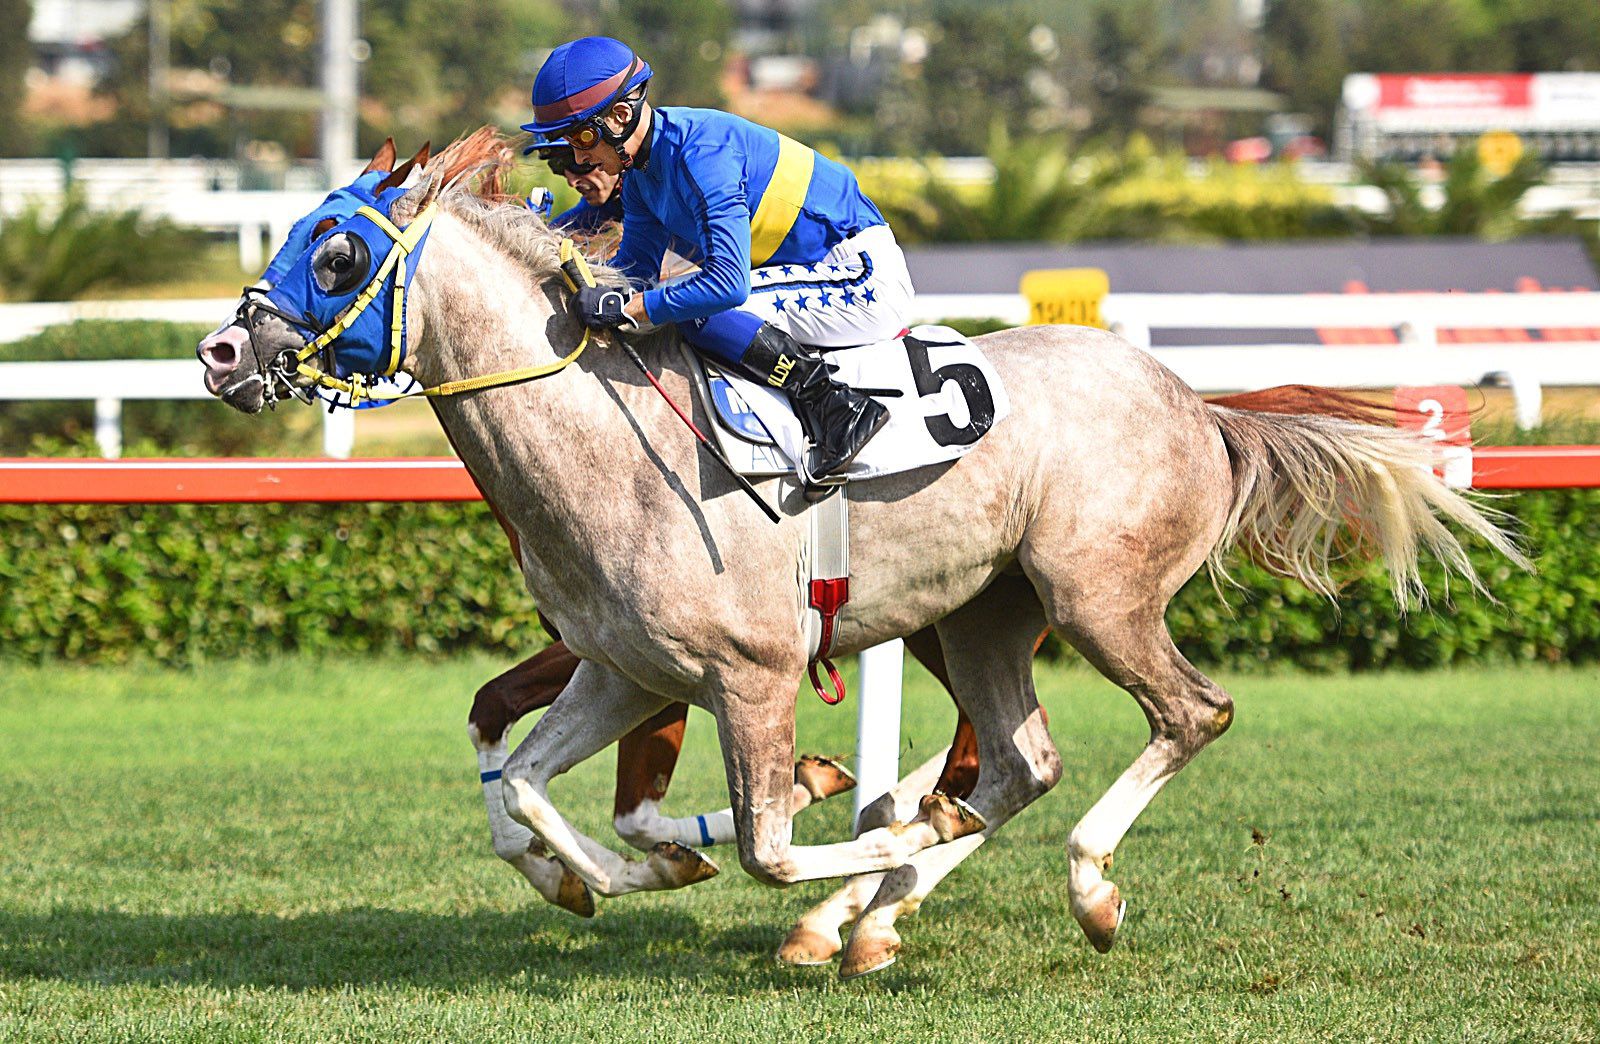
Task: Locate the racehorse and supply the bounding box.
[199,131,1527,978]
[197,135,994,940]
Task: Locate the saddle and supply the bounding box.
[683,325,1011,703]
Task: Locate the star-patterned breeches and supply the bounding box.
[744,224,916,348]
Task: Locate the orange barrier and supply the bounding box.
[1,447,1599,504]
[0,457,481,503]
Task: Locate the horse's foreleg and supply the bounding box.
[1055,609,1234,954]
[837,576,1057,978]
[468,642,594,915]
[713,678,959,888]
[776,744,953,966]
[501,661,720,899]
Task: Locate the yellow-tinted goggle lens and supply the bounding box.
[562,124,602,150]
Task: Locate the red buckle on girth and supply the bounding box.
[807,577,849,705]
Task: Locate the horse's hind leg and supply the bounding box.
[1055,609,1233,953]
[836,574,1058,977]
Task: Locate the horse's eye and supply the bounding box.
[312,232,371,295]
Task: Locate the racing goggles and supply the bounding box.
[540,149,599,177]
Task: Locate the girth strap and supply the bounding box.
[806,485,850,704]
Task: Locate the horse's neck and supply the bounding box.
[408,214,698,578]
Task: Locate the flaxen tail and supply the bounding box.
[1205,388,1531,607]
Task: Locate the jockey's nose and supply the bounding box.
[198,324,250,395]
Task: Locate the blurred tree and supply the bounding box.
[1491,0,1600,70]
[0,0,30,156]
[90,0,557,157]
[96,0,320,157]
[572,0,732,109]
[364,0,526,145]
[1261,0,1349,138]
[1087,0,1163,139]
[916,4,1066,155]
[1350,0,1498,72]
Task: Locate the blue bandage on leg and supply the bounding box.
[678,308,765,368]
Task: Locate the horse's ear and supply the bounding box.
[373,142,430,195]
[363,138,397,174]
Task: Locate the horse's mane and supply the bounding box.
[390,126,631,293]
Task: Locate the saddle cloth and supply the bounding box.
[694,325,1011,481]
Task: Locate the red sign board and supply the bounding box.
[1375,74,1532,111]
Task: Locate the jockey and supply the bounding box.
[535,143,624,234]
[523,36,910,480]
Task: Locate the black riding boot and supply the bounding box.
[734,323,889,480]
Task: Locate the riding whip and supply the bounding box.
[559,240,782,525]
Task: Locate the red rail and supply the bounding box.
[1,447,1598,504]
[0,458,482,503]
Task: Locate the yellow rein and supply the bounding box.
[288,208,592,406]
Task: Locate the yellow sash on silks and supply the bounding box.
[748,134,815,268]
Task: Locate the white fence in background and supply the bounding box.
[0,359,354,459]
[3,291,1597,457]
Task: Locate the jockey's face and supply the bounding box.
[564,163,619,207]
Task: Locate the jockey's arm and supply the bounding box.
[632,146,753,329]
[611,203,673,326]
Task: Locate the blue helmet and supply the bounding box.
[521,37,653,147]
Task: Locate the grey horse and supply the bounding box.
[202,135,1527,978]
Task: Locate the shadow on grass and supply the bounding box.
[0,906,908,994]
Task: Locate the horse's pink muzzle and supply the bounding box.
[198,324,251,395]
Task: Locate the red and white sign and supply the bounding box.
[1379,74,1530,112]
[1344,72,1600,128]
[1395,386,1472,488]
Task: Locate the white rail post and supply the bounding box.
[238,221,264,273]
[321,410,355,458]
[93,397,122,458]
[853,639,905,826]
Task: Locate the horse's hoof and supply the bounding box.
[555,867,596,918]
[1073,882,1125,954]
[647,841,720,889]
[776,925,841,966]
[839,921,901,980]
[795,754,857,802]
[919,791,986,843]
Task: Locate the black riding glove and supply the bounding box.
[572,285,637,331]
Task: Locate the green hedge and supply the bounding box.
[0,487,1593,671]
[0,501,548,665]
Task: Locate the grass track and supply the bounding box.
[1,658,1597,1042]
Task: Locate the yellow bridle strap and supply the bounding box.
[291,326,591,404]
[289,223,594,405]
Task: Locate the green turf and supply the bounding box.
[1,657,1596,1042]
